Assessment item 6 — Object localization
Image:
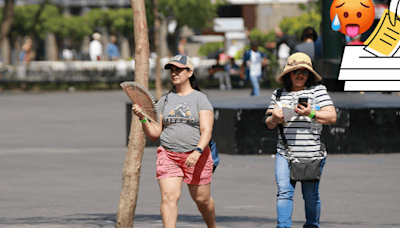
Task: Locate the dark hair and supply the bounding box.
[301,27,318,42]
[189,74,201,91]
[282,70,316,91]
[251,40,260,47]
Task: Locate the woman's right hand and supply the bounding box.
[271,104,284,124]
[132,104,145,120]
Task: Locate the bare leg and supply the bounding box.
[158,177,183,228]
[188,183,217,228]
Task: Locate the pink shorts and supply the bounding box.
[156,146,213,185]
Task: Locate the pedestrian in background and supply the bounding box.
[209,55,232,90]
[132,54,218,228]
[62,44,74,61]
[264,52,337,228]
[293,27,318,61]
[277,37,291,74]
[89,33,103,61]
[177,37,187,55]
[240,40,268,96]
[106,35,121,60]
[19,37,33,63]
[225,56,240,87]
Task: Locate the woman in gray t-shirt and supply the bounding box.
[132,55,218,228]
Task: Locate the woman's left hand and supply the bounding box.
[295,103,311,116]
[185,151,202,167]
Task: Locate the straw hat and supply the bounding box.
[276,52,322,83]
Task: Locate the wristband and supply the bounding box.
[308,110,316,119]
[140,117,147,123]
[194,147,203,154]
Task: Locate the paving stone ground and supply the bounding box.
[0,89,399,227]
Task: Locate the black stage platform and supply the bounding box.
[210,92,400,154]
[126,92,400,154]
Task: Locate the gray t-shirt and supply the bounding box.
[156,90,214,152]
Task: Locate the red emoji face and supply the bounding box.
[330,0,375,37]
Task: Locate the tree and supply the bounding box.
[116,0,149,227]
[10,3,64,61]
[158,0,220,54]
[299,0,322,15]
[197,41,224,57]
[158,0,218,29]
[0,0,15,46]
[12,4,62,39]
[57,15,93,48]
[28,0,50,38]
[248,28,277,47]
[85,3,154,38]
[279,11,321,40]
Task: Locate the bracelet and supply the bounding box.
[270,117,278,125]
[308,110,316,119]
[140,117,147,123]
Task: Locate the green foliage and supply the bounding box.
[279,12,321,40]
[298,3,307,11]
[158,0,218,29]
[11,4,63,39]
[248,28,276,46]
[36,5,62,39]
[312,0,322,14]
[304,0,322,14]
[197,42,224,57]
[85,8,137,37]
[298,0,321,14]
[58,15,92,42]
[9,4,92,41]
[0,0,219,44]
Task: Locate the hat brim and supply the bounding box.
[164,62,188,70]
[276,65,322,83]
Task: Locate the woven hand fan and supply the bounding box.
[120,81,160,125]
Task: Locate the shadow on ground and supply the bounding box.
[0,213,385,227]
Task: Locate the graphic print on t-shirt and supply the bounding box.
[165,103,195,124]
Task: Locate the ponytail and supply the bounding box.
[189,74,201,91]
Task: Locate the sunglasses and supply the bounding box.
[293,69,310,76]
[170,66,190,72]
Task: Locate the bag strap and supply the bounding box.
[275,88,292,158]
[275,88,324,159]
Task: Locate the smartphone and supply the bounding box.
[298,97,308,106]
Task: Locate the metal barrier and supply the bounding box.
[0,58,243,83]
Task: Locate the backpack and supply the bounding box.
[209,139,220,173]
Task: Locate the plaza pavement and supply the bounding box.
[0,88,399,227]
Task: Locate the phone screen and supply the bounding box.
[298,97,308,106]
